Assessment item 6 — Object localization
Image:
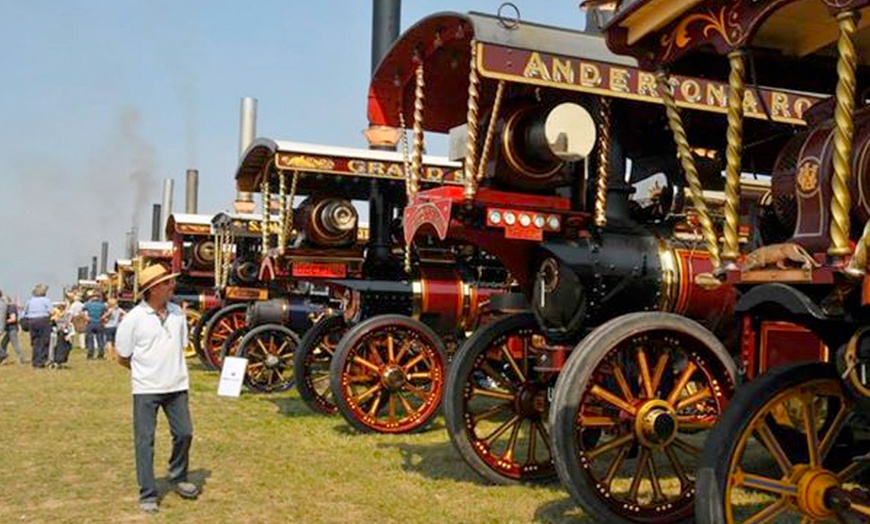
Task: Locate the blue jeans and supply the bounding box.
[133,391,193,502]
[85,322,105,358]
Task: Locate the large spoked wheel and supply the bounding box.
[294,315,348,415]
[551,312,736,524]
[696,362,870,524]
[220,325,250,361]
[329,314,447,434]
[184,308,202,359]
[444,312,559,484]
[192,306,220,367]
[237,324,299,393]
[202,304,248,370]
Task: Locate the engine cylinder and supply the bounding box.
[411,267,503,333]
[191,239,215,269]
[247,297,322,331]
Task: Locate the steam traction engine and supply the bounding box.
[583,1,870,523]
[362,8,828,511]
[233,140,509,399]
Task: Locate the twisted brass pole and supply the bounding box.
[463,41,481,200]
[830,10,860,257]
[723,50,746,264]
[476,80,505,182]
[214,227,222,288]
[261,174,270,255]
[223,229,233,288]
[277,173,287,255]
[409,64,425,199]
[594,97,612,228]
[285,171,298,250]
[657,70,721,269]
[399,111,411,198]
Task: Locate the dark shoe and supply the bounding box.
[174,481,200,500]
[138,499,159,513]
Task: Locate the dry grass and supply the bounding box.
[0,342,587,524]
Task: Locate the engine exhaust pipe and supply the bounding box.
[185,169,198,214]
[161,179,174,241]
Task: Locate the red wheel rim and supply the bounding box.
[302,323,345,415]
[206,310,246,368]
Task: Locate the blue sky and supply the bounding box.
[0,1,586,300]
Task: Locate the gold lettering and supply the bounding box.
[552,58,574,84]
[368,162,386,175]
[610,68,630,92]
[424,167,443,180]
[743,89,760,116]
[523,52,552,81]
[579,62,602,87]
[385,163,403,178]
[680,79,702,103]
[638,72,658,97]
[348,160,366,173]
[794,97,813,120]
[771,92,791,119]
[706,83,726,108]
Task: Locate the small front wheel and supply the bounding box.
[237,324,299,393]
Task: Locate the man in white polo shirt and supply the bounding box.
[115,264,200,513]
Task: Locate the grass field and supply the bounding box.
[0,343,589,524]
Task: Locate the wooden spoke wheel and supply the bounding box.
[696,362,870,524]
[184,308,202,359]
[220,325,250,361]
[202,304,248,370]
[192,306,220,367]
[551,312,736,524]
[329,315,447,434]
[237,324,299,393]
[444,312,559,484]
[294,315,348,415]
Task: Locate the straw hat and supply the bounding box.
[137,264,179,298]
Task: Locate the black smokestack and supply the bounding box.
[91,256,97,280]
[152,204,162,242]
[371,0,400,74]
[78,266,89,281]
[100,241,108,275]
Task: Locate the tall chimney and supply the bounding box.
[91,256,98,280]
[100,241,108,275]
[161,179,174,241]
[371,0,401,74]
[125,231,133,258]
[151,204,162,242]
[185,169,199,214]
[78,266,89,281]
[236,97,257,211]
[130,226,139,258]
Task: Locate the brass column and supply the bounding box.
[476,80,506,181]
[594,97,612,228]
[277,173,287,255]
[830,10,860,257]
[261,170,271,255]
[722,50,746,264]
[463,41,481,200]
[657,70,721,269]
[409,64,425,199]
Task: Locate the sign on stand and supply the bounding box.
[217,357,248,397]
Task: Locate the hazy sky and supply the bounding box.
[0,1,586,301]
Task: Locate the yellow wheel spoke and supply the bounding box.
[502,417,522,462]
[664,444,690,489]
[470,387,516,402]
[650,353,669,396]
[819,402,849,460]
[744,499,790,524]
[352,355,380,373]
[611,363,635,402]
[676,415,715,430]
[675,386,713,411]
[637,348,654,399]
[398,393,414,414]
[740,472,798,497]
[394,340,412,364]
[471,402,513,425]
[627,447,650,502]
[755,419,794,476]
[388,394,396,424]
[586,432,635,461]
[590,385,637,415]
[602,441,630,489]
[256,337,269,355]
[386,334,396,363]
[802,394,821,468]
[367,392,382,418]
[580,414,618,428]
[406,372,432,381]
[666,361,698,405]
[482,414,520,444]
[500,344,526,383]
[353,383,382,404]
[310,374,330,384]
[402,353,426,372]
[647,450,665,502]
[534,421,553,457]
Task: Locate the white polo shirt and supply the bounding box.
[115,301,189,395]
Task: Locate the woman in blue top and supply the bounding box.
[23,283,53,368]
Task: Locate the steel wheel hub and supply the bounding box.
[265,354,281,368]
[382,365,406,391]
[635,399,678,448]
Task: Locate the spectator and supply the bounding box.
[116,264,199,513]
[83,291,107,360]
[68,292,86,350]
[101,298,125,360]
[49,302,73,369]
[22,284,52,368]
[0,290,27,365]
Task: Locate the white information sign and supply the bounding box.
[217,356,248,397]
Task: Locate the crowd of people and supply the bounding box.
[0,284,126,368]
